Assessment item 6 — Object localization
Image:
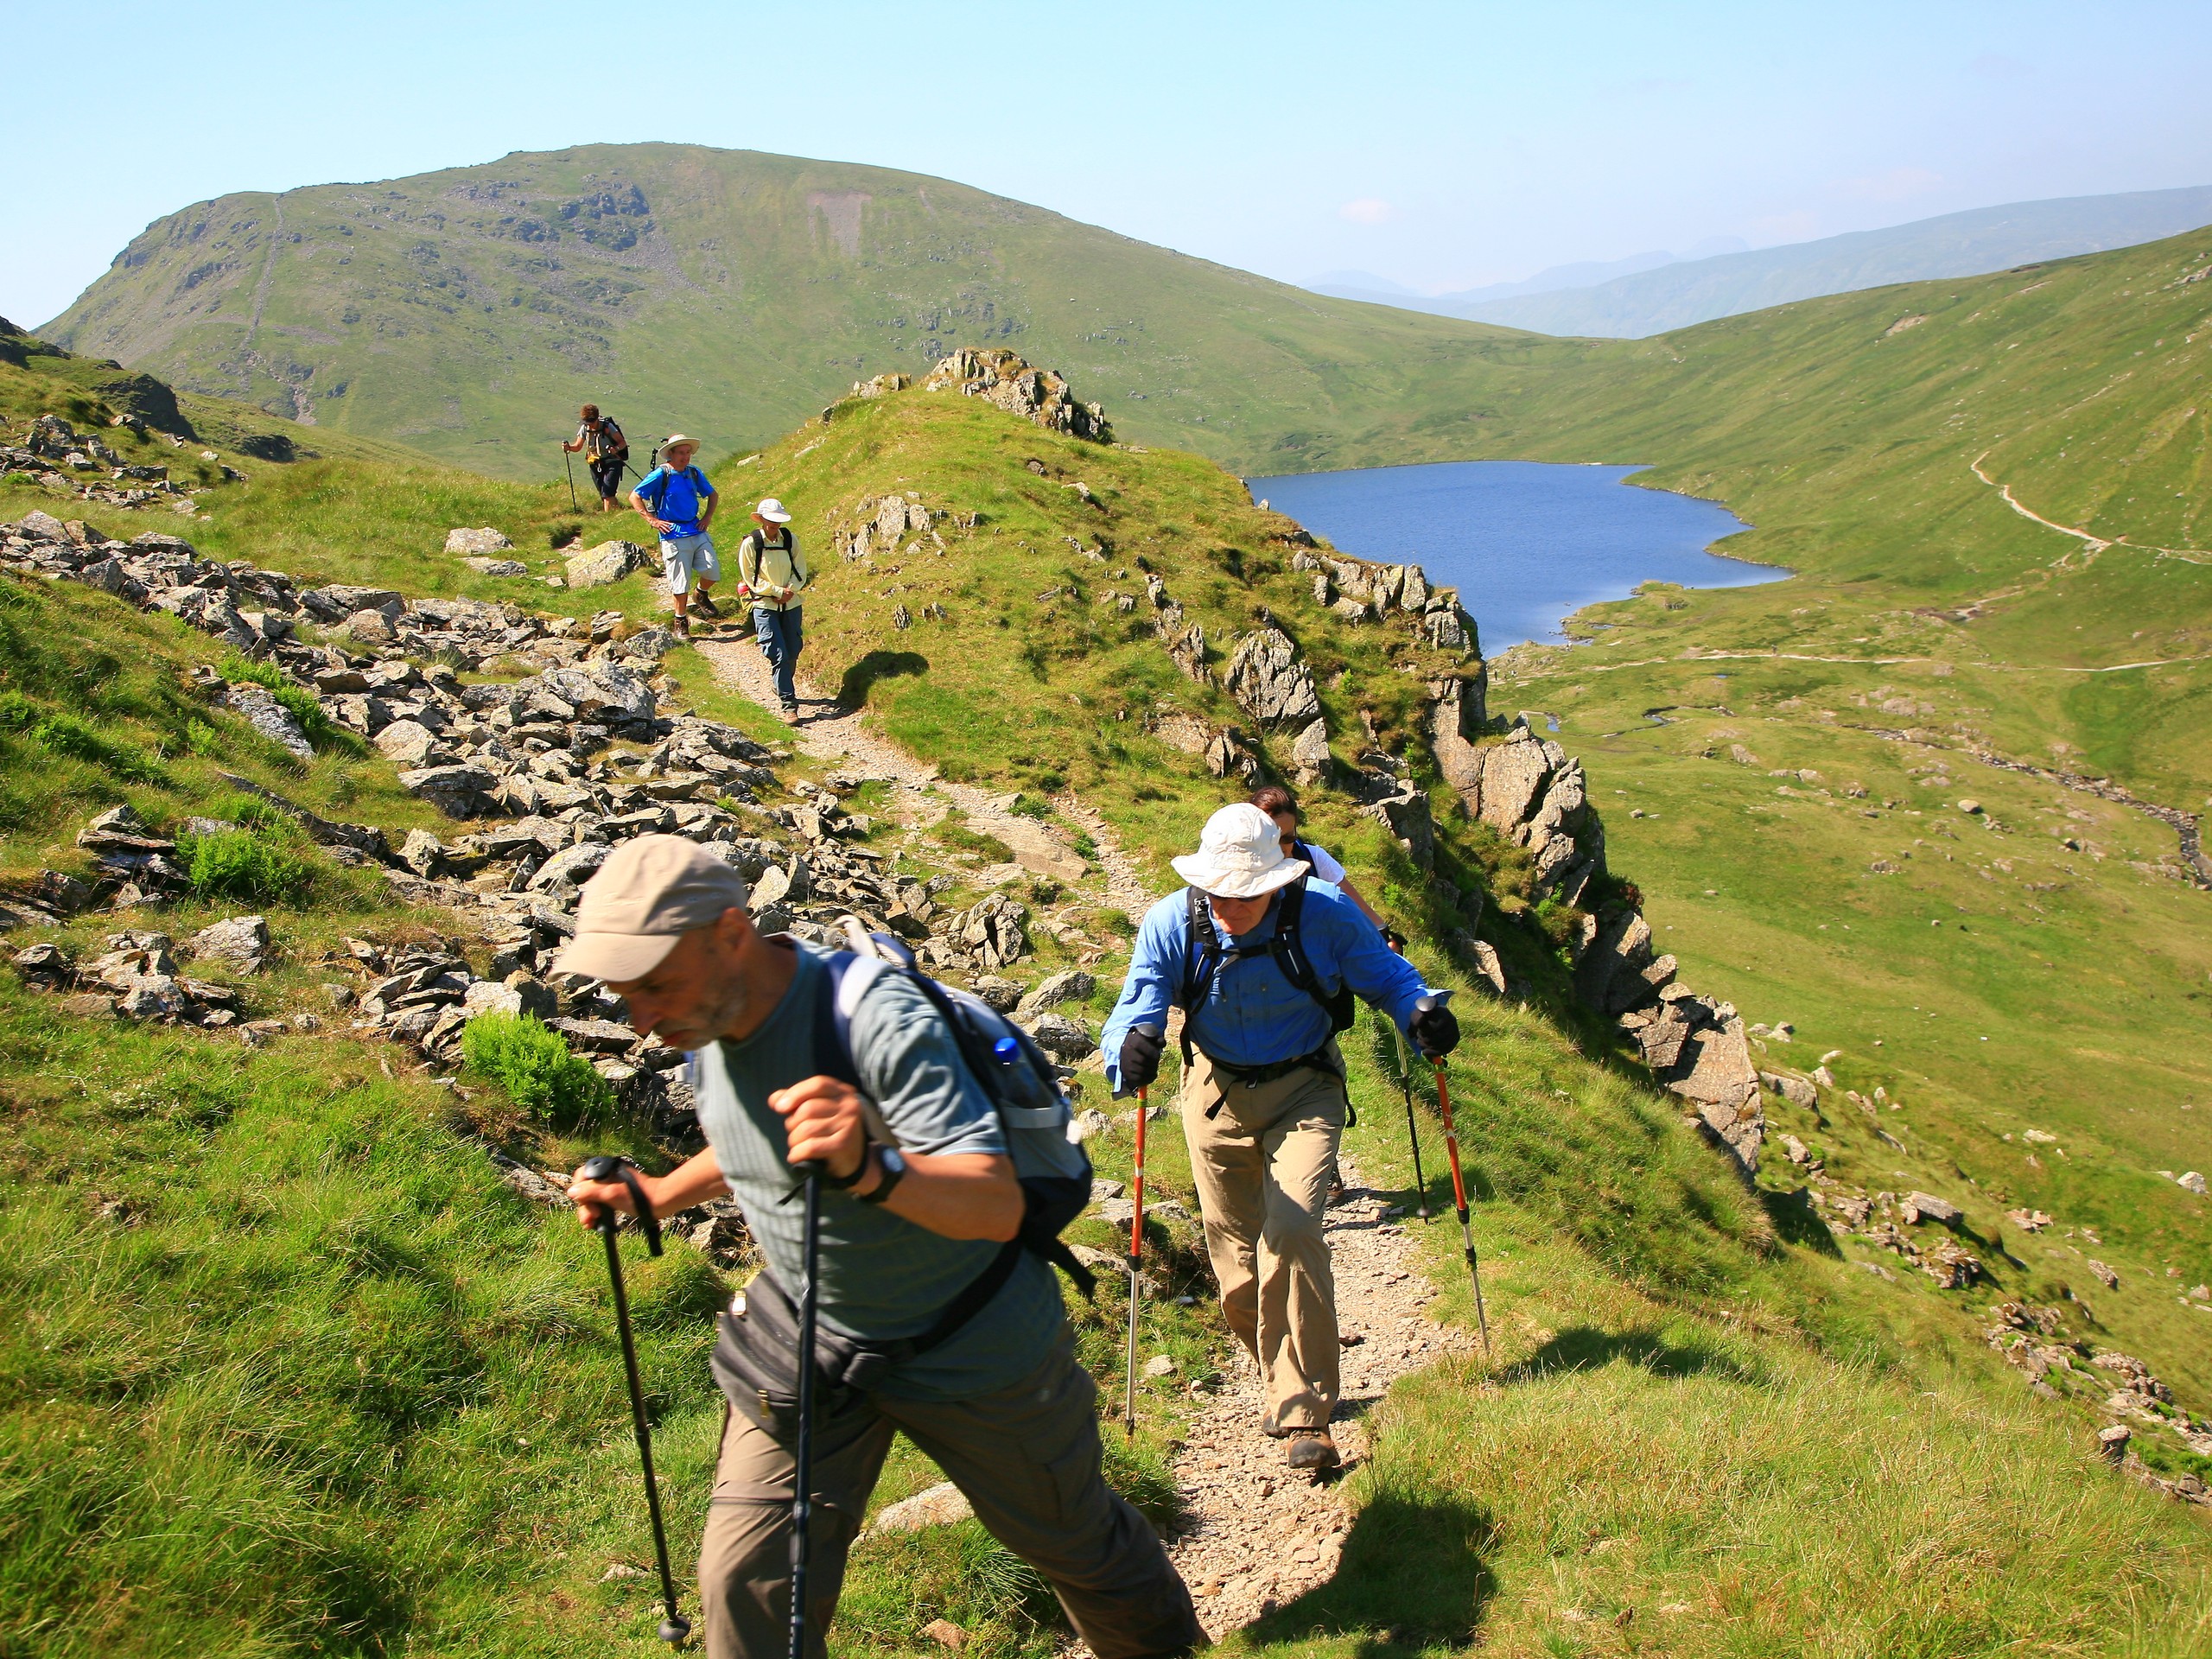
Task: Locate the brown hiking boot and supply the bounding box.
[1285,1431,1339,1472]
[672,615,691,642]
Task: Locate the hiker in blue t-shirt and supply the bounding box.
[628,434,721,641]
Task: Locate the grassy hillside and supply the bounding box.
[41,143,1532,481]
[5,303,2209,1653]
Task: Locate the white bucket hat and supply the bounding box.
[1171,804,1309,899]
[755,497,792,524]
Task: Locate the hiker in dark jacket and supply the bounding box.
[563,836,1204,1659]
[629,435,721,641]
[1101,804,1459,1471]
[563,404,629,512]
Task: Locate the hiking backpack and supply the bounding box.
[638,462,706,516]
[812,932,1098,1306]
[1177,871,1357,1075]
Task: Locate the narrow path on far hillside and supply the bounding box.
[693,627,1479,1637]
[1970,450,2210,566]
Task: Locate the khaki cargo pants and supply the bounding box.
[697,1331,1205,1657]
[1179,1049,1346,1434]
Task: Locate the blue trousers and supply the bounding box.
[753,605,804,706]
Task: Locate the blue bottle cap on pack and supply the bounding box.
[992,1035,1021,1065]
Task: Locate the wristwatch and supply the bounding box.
[856,1145,908,1205]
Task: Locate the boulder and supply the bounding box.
[866,1482,973,1537]
[529,842,611,895]
[1022,1011,1096,1062]
[1363,785,1434,868]
[399,828,447,879]
[992,816,1087,883]
[1017,970,1095,1015]
[445,527,513,556]
[1900,1192,1964,1228]
[956,893,1030,969]
[462,556,529,577]
[77,804,174,855]
[373,719,441,766]
[1224,628,1322,726]
[1476,730,1553,833]
[1573,909,1659,1014]
[188,914,269,972]
[1288,718,1332,780]
[397,765,497,819]
[565,541,647,588]
[1761,1071,1820,1109]
[225,683,314,760]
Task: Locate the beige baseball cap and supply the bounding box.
[552,835,750,982]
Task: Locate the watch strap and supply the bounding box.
[857,1145,906,1205]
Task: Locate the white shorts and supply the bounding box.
[660,532,721,595]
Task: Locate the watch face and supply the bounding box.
[880,1147,907,1175]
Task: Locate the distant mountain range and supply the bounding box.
[1306,186,2212,336]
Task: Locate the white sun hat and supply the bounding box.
[755,497,792,523]
[1171,803,1310,899]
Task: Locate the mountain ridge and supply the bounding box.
[41,143,1526,480]
[1323,185,2212,335]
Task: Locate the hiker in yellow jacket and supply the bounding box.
[735,499,809,719]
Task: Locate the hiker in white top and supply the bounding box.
[736,498,809,719]
[1250,785,1389,936]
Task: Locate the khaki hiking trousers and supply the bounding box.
[696,1331,1205,1658]
[1179,1049,1346,1435]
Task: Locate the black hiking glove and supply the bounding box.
[1409,995,1459,1061]
[1118,1022,1166,1096]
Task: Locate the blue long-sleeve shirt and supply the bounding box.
[1101,880,1433,1090]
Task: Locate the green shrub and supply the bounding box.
[461,1013,613,1126]
[180,825,317,906]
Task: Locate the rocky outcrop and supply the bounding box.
[1458,715,1604,908]
[1624,986,1764,1176]
[836,493,940,562]
[1224,628,1322,726]
[923,348,1114,442]
[445,527,513,556]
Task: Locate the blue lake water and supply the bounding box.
[1246,460,1779,649]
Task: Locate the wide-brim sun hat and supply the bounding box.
[755,497,792,523]
[661,434,700,454]
[1171,803,1309,899]
[552,834,751,982]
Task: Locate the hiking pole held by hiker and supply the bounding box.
[1118,1023,1162,1439]
[1413,995,1491,1357]
[577,1156,692,1648]
[563,444,579,512]
[788,1160,824,1659]
[1383,931,1432,1222]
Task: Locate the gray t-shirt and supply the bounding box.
[693,942,1063,1400]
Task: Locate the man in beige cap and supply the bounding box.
[628,436,721,640]
[734,497,808,719]
[1100,804,1459,1471]
[561,835,1204,1658]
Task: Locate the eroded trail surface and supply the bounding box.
[697,630,1472,1637]
[1169,1163,1475,1637]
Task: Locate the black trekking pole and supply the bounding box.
[788,1161,824,1659]
[1383,938,1432,1222]
[563,446,580,512]
[578,1156,691,1648]
[1414,1000,1491,1357]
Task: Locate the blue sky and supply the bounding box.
[10,0,2209,326]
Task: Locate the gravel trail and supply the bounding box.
[696,629,1471,1637]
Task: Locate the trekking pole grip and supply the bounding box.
[581,1154,664,1255]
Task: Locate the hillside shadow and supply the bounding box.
[1761,1184,1845,1256]
[1501,1325,1766,1387]
[1243,1488,1497,1652]
[838,649,928,706]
